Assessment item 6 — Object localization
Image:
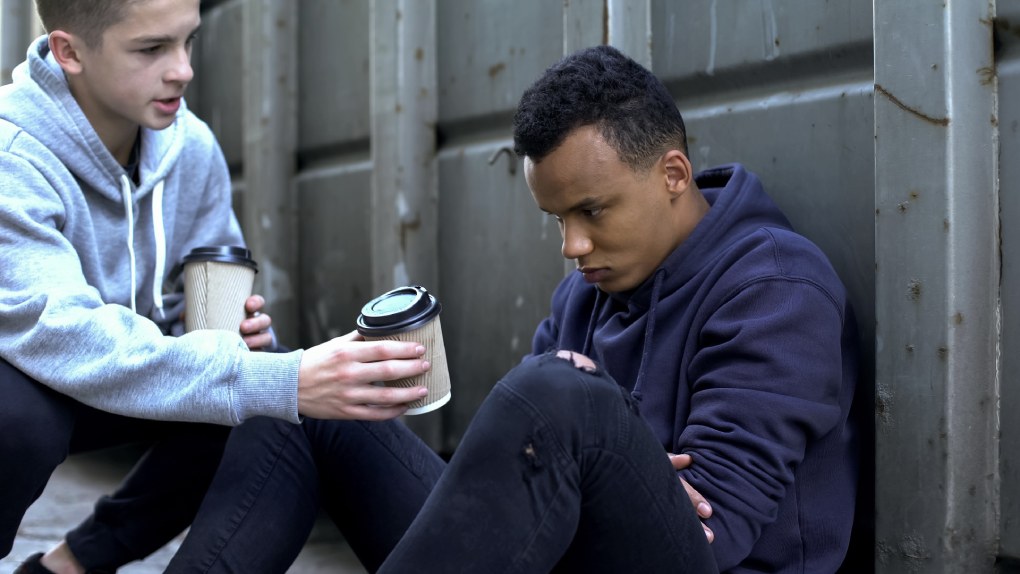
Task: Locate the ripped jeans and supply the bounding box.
[380,351,717,573]
[168,352,717,573]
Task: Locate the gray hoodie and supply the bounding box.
[0,37,300,425]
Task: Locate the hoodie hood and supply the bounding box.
[576,164,795,404]
[532,160,850,451]
[0,36,192,318]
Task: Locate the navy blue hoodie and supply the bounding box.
[531,164,859,573]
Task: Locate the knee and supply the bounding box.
[500,351,624,415]
[0,399,71,472]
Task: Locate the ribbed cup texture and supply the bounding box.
[365,316,451,414]
[183,261,256,332]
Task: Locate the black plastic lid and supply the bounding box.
[357,285,441,336]
[182,246,258,272]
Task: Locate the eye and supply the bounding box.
[582,207,602,218]
[138,44,162,55]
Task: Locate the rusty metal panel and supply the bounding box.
[296,163,374,344]
[436,1,563,126]
[998,2,1020,562]
[873,1,999,572]
[191,0,245,169]
[297,0,371,154]
[436,141,565,452]
[651,0,871,80]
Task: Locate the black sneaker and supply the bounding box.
[12,553,52,574]
[11,553,116,574]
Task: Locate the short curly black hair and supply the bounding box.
[512,45,688,171]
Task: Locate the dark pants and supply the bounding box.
[169,352,718,573]
[0,358,229,571]
[165,415,446,573]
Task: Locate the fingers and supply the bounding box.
[327,337,426,364]
[297,338,433,421]
[244,294,266,314]
[671,453,714,543]
[680,478,713,519]
[242,331,273,351]
[668,453,693,470]
[554,349,597,372]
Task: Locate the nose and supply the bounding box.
[561,223,593,260]
[166,45,194,84]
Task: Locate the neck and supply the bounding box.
[65,79,139,166]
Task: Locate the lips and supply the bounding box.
[578,266,609,284]
[153,96,181,115]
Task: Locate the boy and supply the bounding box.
[160,45,861,573]
[1,1,433,572]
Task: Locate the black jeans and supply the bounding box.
[169,352,718,573]
[0,358,229,571]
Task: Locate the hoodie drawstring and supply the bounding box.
[151,180,166,319]
[631,267,666,403]
[120,175,137,313]
[120,175,167,319]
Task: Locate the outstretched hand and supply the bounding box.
[297,330,431,421]
[669,453,715,543]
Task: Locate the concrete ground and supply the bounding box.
[1,447,366,574]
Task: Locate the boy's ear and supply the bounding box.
[48,31,85,75]
[662,149,694,198]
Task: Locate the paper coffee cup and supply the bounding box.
[356,285,451,415]
[182,246,258,333]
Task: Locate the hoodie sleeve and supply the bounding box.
[676,277,846,571]
[0,130,300,426]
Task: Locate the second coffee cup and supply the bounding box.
[357,285,451,415]
[182,246,258,333]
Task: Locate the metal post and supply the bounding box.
[1,0,34,85]
[369,0,438,296]
[370,0,440,446]
[242,0,299,345]
[873,1,999,571]
[563,0,606,55]
[608,0,651,68]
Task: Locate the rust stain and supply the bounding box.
[907,279,921,301]
[977,66,996,86]
[953,312,963,325]
[488,62,506,78]
[876,384,893,424]
[937,346,948,360]
[875,84,950,126]
[909,189,920,200]
[415,48,424,61]
[897,201,909,213]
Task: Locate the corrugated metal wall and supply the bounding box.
[5,0,1020,570]
[998,1,1020,568]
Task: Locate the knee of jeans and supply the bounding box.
[502,352,622,415]
[0,403,71,470]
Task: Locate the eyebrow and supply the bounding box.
[132,24,201,45]
[539,196,602,216]
[567,197,603,213]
